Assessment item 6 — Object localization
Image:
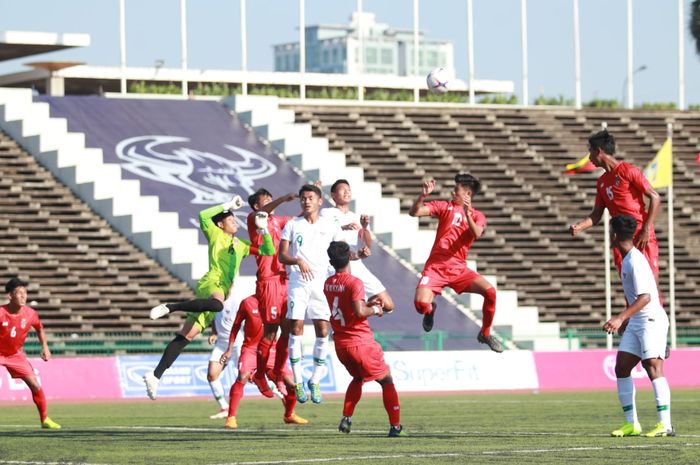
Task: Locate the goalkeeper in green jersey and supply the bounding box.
[143,195,275,400]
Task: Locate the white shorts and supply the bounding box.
[349,260,386,299]
[618,315,669,360]
[287,275,331,321]
[209,339,241,365]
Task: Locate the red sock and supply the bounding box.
[32,387,47,422]
[381,382,400,426]
[256,338,273,378]
[480,287,496,337]
[283,389,297,417]
[414,301,433,315]
[343,379,363,417]
[273,333,289,377]
[228,381,245,417]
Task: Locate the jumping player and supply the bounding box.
[604,215,672,438]
[1,278,61,429]
[323,241,404,437]
[144,196,275,399]
[205,298,242,419]
[409,174,502,353]
[219,295,307,429]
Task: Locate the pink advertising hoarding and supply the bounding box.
[0,356,122,401]
[534,349,700,391]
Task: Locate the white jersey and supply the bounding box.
[621,248,666,325]
[213,297,244,346]
[320,207,366,252]
[281,215,342,279]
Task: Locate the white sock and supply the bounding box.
[651,377,672,429]
[309,336,328,384]
[209,378,229,410]
[288,334,304,385]
[616,377,638,424]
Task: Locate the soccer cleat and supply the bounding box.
[307,380,322,404]
[294,383,308,403]
[422,302,437,332]
[224,416,238,429]
[41,417,61,429]
[209,409,228,419]
[644,422,675,437]
[477,332,504,353]
[388,425,406,437]
[338,416,352,434]
[611,421,642,437]
[149,304,170,320]
[143,372,159,400]
[252,374,274,398]
[284,413,309,425]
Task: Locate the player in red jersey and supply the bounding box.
[1,278,60,429]
[219,295,307,429]
[323,242,404,437]
[570,130,661,280]
[409,173,502,353]
[247,189,297,397]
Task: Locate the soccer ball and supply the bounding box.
[426,67,450,94]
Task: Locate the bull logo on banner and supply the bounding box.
[115,135,277,205]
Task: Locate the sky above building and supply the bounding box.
[1,0,699,106]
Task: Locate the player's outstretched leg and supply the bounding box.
[150,298,224,320]
[473,286,503,352]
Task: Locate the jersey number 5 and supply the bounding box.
[330,297,345,327]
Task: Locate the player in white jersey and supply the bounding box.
[279,184,346,404]
[604,215,673,438]
[206,296,243,419]
[320,179,395,312]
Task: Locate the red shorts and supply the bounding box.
[613,238,660,277]
[239,344,292,377]
[336,341,390,382]
[417,263,482,295]
[256,275,288,325]
[0,352,35,379]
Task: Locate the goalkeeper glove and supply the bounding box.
[254,211,269,234]
[223,195,245,211]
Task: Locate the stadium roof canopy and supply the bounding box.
[0,31,90,62]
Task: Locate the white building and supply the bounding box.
[274,12,454,77]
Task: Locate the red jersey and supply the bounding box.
[230,296,263,349]
[324,272,374,349]
[594,162,656,238]
[424,200,487,269]
[0,305,42,356]
[247,212,290,280]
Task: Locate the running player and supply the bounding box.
[279,184,346,404]
[1,278,60,429]
[320,179,394,312]
[323,242,404,437]
[604,215,672,438]
[219,295,307,429]
[569,130,661,280]
[143,196,275,400]
[409,174,502,352]
[246,189,297,398]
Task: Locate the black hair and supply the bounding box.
[327,241,351,270]
[330,179,350,193]
[248,188,272,209]
[211,210,233,225]
[454,173,482,195]
[611,215,637,241]
[299,184,322,198]
[5,277,28,293]
[588,130,616,155]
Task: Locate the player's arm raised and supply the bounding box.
[409,179,436,217]
[259,192,297,214]
[360,214,373,248]
[569,204,605,236]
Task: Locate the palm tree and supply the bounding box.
[692,0,700,55]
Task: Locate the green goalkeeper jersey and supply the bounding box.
[198,204,275,295]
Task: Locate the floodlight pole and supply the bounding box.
[467,0,475,105]
[573,0,581,109]
[240,0,248,95]
[678,0,685,110]
[521,0,529,106]
[626,0,633,109]
[357,0,364,101]
[667,123,677,349]
[299,0,305,100]
[180,0,188,97]
[119,0,127,94]
[601,121,612,350]
[413,0,420,103]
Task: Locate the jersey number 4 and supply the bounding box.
[330,297,346,327]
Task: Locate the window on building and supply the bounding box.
[381,48,393,65]
[366,47,377,64]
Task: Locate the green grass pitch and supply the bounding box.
[1,390,699,465]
